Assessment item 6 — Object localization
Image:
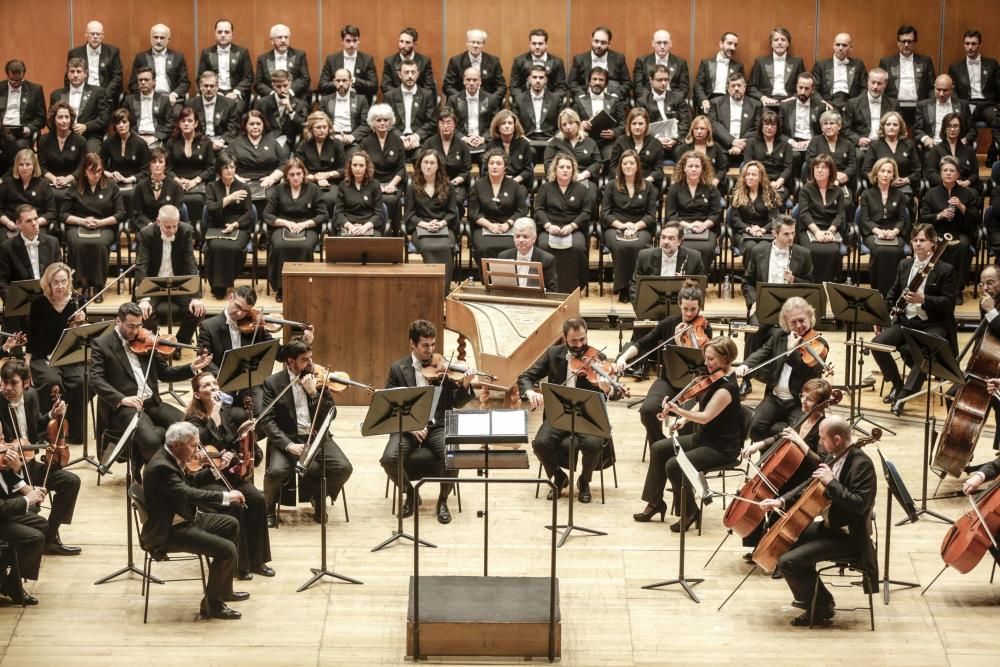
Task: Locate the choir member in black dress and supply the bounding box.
[743,109,793,197]
[404,149,458,294]
[860,111,921,197]
[424,107,471,210]
[333,151,384,237]
[60,152,125,296]
[805,110,857,191]
[0,150,56,237]
[543,108,602,189]
[535,152,593,293]
[357,104,406,235]
[468,148,527,261]
[295,111,344,216]
[263,157,327,301]
[39,103,87,214]
[130,147,183,231]
[920,155,980,298]
[797,154,846,284]
[166,107,215,228]
[185,371,274,580]
[638,336,742,531]
[26,262,87,443]
[730,160,782,256]
[609,107,665,192]
[677,115,728,192]
[228,110,288,217]
[924,112,980,190]
[204,153,253,298]
[101,108,152,191]
[486,109,534,191]
[860,157,909,295]
[601,149,658,301]
[665,150,722,272]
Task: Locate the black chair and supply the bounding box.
[274,471,349,526]
[695,404,754,535]
[0,540,26,607]
[808,560,876,630]
[534,436,618,504]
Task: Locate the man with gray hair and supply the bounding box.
[141,421,247,620]
[443,29,507,99]
[254,24,311,99]
[497,218,558,292]
[127,24,190,108]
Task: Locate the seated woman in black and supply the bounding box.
[859,157,909,295]
[333,150,384,237]
[0,149,56,237]
[805,110,857,193]
[677,115,728,193]
[924,112,980,191]
[295,110,345,217]
[468,148,527,261]
[797,153,845,284]
[101,108,151,220]
[601,149,658,302]
[543,108,601,190]
[404,148,459,295]
[920,155,980,300]
[535,152,592,293]
[263,157,327,301]
[637,336,742,532]
[730,160,782,257]
[665,150,722,272]
[166,107,216,228]
[39,102,87,214]
[204,153,253,298]
[609,107,665,192]
[131,147,183,231]
[424,107,471,210]
[228,110,288,218]
[743,109,793,198]
[861,110,921,199]
[357,104,406,235]
[486,109,533,191]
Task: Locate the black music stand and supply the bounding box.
[755,283,825,325]
[3,279,41,322]
[135,275,201,402]
[217,340,280,398]
[899,327,964,524]
[824,282,894,435]
[876,449,920,604]
[366,386,439,552]
[540,382,610,548]
[49,320,115,469]
[634,275,708,320]
[661,345,705,389]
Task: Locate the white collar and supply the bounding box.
[716,53,729,63]
[772,53,786,62]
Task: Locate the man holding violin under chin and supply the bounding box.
[381,319,477,524]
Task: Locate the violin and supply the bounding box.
[44,386,70,470]
[656,369,725,422]
[567,346,629,398]
[308,364,377,394]
[940,478,1000,574]
[419,354,497,386]
[797,328,833,374]
[185,443,244,476]
[129,328,208,357]
[682,316,711,349]
[0,438,44,461]
[236,395,255,480]
[236,307,312,334]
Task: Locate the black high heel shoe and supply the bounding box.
[670,509,701,533]
[633,500,668,522]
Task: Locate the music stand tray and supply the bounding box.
[325,237,406,264]
[634,275,708,321]
[756,283,826,326]
[481,258,546,293]
[824,282,891,328]
[4,279,42,317]
[217,340,280,395]
[661,345,705,388]
[134,275,201,300]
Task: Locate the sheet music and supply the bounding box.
[455,412,491,436]
[675,437,710,505]
[491,410,527,436]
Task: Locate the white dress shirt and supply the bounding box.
[138,94,156,134]
[3,87,21,126]
[68,85,84,114]
[401,86,416,134]
[158,235,174,278]
[713,55,730,95]
[117,329,154,400]
[343,52,357,78]
[20,233,40,278]
[904,259,929,320]
[274,51,289,73]
[203,97,216,137]
[768,245,790,283]
[773,333,797,400]
[590,93,606,117]
[9,399,28,443]
[411,353,429,387]
[771,54,788,97]
[86,47,102,87]
[466,96,481,136]
[652,92,667,120]
[152,51,170,94]
[659,251,678,276]
[217,47,232,90]
[794,100,812,139]
[728,98,743,137]
[967,58,983,100]
[932,100,953,139]
[591,52,608,71]
[531,93,545,128]
[224,309,242,350]
[288,369,312,436]
[516,250,533,286]
[868,95,883,139]
[832,57,849,95]
[332,93,352,132]
[898,55,917,102]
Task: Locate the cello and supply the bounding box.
[940,478,1000,574]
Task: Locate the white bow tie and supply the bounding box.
[23,239,39,248]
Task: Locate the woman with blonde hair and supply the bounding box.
[535,152,592,293]
[859,157,908,294]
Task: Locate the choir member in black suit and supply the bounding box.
[913,75,974,149]
[0,205,60,301]
[666,151,722,272]
[601,149,658,302]
[295,111,344,215]
[925,113,980,190]
[748,28,806,106]
[384,60,438,155]
[381,319,477,523]
[66,21,123,102]
[39,103,86,212]
[633,30,690,99]
[730,160,783,257]
[709,73,762,162]
[423,108,471,208]
[498,219,559,292]
[380,28,437,101]
[405,149,458,294]
[535,152,592,294]
[263,158,326,300]
[101,109,151,192]
[694,32,743,114]
[318,25,378,103]
[949,30,999,144]
[0,151,56,237]
[920,156,979,300]
[0,60,47,150]
[629,223,706,305]
[609,107,664,191]
[796,154,845,284]
[130,148,183,232]
[860,157,909,296]
[543,108,602,188]
[806,110,857,191]
[676,116,729,191]
[141,421,246,620]
[186,72,241,152]
[567,27,631,99]
[124,67,176,146]
[203,154,253,298]
[333,150,384,238]
[315,71,371,149]
[447,69,500,156]
[571,67,626,163]
[197,20,253,113]
[228,110,288,212]
[486,110,534,190]
[442,29,507,99]
[165,108,215,227]
[0,449,48,606]
[259,338,352,525]
[254,24,311,99]
[779,74,824,154]
[253,70,310,149]
[357,104,407,235]
[860,111,921,196]
[61,152,125,295]
[509,29,567,98]
[879,26,936,117]
[636,64,690,158]
[50,58,110,153]
[127,24,190,106]
[811,33,867,113]
[469,148,527,261]
[743,110,793,199]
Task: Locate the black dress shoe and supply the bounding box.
[5,591,38,606]
[883,387,900,404]
[791,606,835,626]
[546,476,569,501]
[252,564,275,577]
[275,290,283,303]
[890,400,906,417]
[266,513,277,528]
[237,571,253,581]
[94,294,104,304]
[578,480,592,503]
[401,493,415,518]
[311,497,328,524]
[200,600,241,620]
[224,591,250,602]
[44,537,82,556]
[436,499,452,524]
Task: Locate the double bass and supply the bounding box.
[940,478,1000,574]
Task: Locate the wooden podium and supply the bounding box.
[282,261,445,405]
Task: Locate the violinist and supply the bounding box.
[615,284,711,448]
[0,359,81,556]
[519,317,621,504]
[0,443,47,606]
[258,338,352,527]
[759,416,878,627]
[870,223,957,416]
[90,302,212,462]
[380,319,477,524]
[736,297,829,441]
[637,336,741,531]
[184,372,273,580]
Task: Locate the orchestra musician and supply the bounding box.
[140,421,247,620]
[963,401,1000,494]
[870,223,957,416]
[185,371,273,580]
[615,284,711,448]
[0,359,81,556]
[520,317,622,504]
[637,336,742,531]
[629,222,706,306]
[759,416,878,627]
[380,319,477,524]
[0,443,47,606]
[735,297,828,441]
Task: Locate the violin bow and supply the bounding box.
[561,345,609,386]
[618,323,695,374]
[742,331,826,377]
[743,456,782,497]
[195,441,239,499]
[69,264,137,320]
[968,491,1000,550]
[236,373,304,439]
[6,406,32,488]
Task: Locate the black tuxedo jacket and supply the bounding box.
[123,92,176,141]
[318,51,378,100]
[497,246,558,293]
[748,55,806,100]
[517,343,574,395]
[913,98,974,145]
[385,355,476,425]
[90,327,195,409]
[568,51,631,98]
[811,58,867,102]
[878,53,935,102]
[842,94,899,144]
[183,95,240,140]
[67,43,124,101]
[253,94,310,141]
[49,84,111,138]
[254,48,311,98]
[443,52,506,99]
[0,388,47,443]
[741,241,815,307]
[979,454,1000,483]
[197,44,254,97]
[509,53,567,97]
[742,328,826,394]
[708,96,763,146]
[632,53,690,98]
[630,246,705,304]
[512,91,564,138]
[0,233,61,300]
[133,221,199,300]
[778,97,825,140]
[694,58,744,109]
[258,369,336,454]
[128,49,190,98]
[948,57,1000,103]
[384,86,438,140]
[886,257,958,352]
[381,52,436,100]
[447,91,500,139]
[196,312,274,376]
[140,447,226,553]
[570,92,626,137]
[636,90,691,134]
[0,81,47,134]
[316,92,370,140]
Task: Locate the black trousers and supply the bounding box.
[799,237,842,283]
[643,433,738,516]
[166,511,239,605]
[65,227,115,289]
[413,232,457,296]
[871,317,949,393]
[938,233,972,294]
[681,233,718,274]
[262,438,353,511]
[603,229,652,294]
[380,425,455,499]
[268,229,318,292]
[749,393,799,441]
[199,478,271,572]
[538,230,588,293]
[24,461,79,535]
[204,230,251,293]
[29,358,86,443]
[106,400,184,462]
[777,522,861,607]
[532,421,604,485]
[639,377,675,447]
[0,512,48,585]
[142,296,203,345]
[864,235,906,297]
[470,228,515,263]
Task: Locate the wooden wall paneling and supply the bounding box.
[940,1,1000,67]
[615,2,694,78]
[0,1,72,98]
[692,0,818,71]
[817,0,942,73]
[242,1,321,82]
